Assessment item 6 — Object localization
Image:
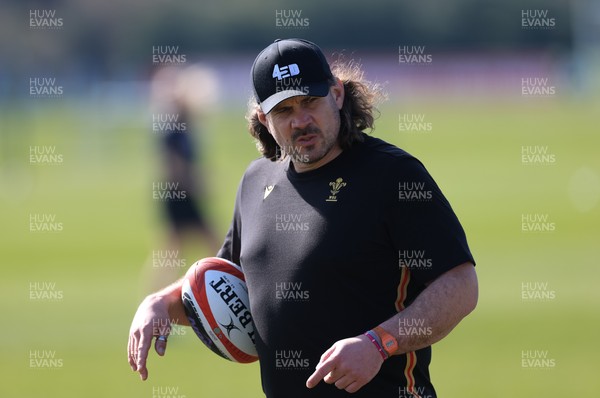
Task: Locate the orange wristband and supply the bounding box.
[373,326,399,357]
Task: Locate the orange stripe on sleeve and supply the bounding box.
[396,269,421,398]
[404,351,421,398]
[395,267,411,312]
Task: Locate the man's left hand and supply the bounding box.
[306,334,384,393]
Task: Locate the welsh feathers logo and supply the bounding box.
[326,177,347,202]
[272,63,300,80]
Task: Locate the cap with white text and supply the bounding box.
[251,38,334,114]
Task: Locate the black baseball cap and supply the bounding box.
[251,38,334,114]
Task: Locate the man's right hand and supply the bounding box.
[128,276,191,381]
[127,294,173,380]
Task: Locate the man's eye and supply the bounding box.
[273,107,290,115]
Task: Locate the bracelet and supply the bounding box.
[364,330,387,360]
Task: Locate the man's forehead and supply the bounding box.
[271,94,323,112]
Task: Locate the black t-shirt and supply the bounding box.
[217,134,475,398]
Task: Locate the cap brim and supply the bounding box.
[260,81,330,114]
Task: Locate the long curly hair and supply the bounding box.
[246,60,385,161]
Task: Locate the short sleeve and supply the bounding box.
[386,156,475,287]
[216,178,243,265]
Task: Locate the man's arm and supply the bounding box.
[380,261,478,353]
[127,189,240,380]
[127,278,190,381]
[306,262,478,393]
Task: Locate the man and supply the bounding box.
[128,38,478,398]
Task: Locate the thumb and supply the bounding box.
[154,334,169,356]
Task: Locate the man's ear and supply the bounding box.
[331,78,345,110]
[257,108,269,129]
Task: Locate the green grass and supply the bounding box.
[1,97,598,397]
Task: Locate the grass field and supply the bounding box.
[1,96,599,397]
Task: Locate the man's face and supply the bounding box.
[258,80,345,173]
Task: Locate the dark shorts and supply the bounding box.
[164,196,206,231]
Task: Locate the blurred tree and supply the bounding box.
[0,0,575,84]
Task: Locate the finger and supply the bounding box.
[139,366,148,381]
[306,360,336,388]
[318,345,335,363]
[127,335,137,371]
[323,369,341,384]
[130,332,141,370]
[154,334,169,356]
[344,381,363,394]
[136,330,152,380]
[334,375,354,390]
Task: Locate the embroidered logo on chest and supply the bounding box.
[326,177,347,202]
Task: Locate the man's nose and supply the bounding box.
[290,108,311,130]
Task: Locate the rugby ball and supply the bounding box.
[181,257,258,363]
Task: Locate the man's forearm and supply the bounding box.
[378,262,478,355]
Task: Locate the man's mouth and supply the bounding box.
[295,134,318,146]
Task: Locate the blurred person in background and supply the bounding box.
[142,65,221,291]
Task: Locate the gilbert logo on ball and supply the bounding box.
[181,257,258,363]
